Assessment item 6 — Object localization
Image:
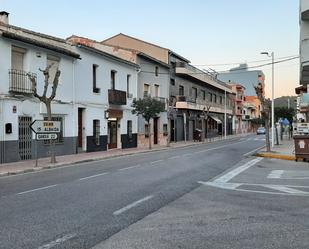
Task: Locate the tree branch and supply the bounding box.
[48,69,61,101]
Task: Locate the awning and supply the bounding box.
[209,116,222,124]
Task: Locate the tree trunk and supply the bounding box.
[46,101,56,163]
[148,120,152,150]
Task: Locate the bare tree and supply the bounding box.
[255,82,271,152]
[28,65,61,163]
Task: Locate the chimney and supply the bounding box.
[0,11,9,25]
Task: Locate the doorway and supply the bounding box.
[18,116,32,160]
[153,118,158,145]
[78,108,85,151]
[108,120,117,149]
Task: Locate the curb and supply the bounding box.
[255,152,296,161]
[0,134,251,178]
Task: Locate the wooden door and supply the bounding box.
[78,108,83,148]
[108,121,117,149]
[153,118,158,145]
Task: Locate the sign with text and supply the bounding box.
[36,133,58,140]
[30,120,61,134]
[297,123,309,134]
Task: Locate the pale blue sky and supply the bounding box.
[1,0,299,97]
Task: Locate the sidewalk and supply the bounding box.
[0,133,250,177]
[256,138,295,161]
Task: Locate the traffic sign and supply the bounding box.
[30,120,61,134]
[36,133,58,140]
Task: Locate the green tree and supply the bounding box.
[274,107,295,123]
[132,97,165,149]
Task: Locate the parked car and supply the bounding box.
[257,127,266,135]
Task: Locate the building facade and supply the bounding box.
[0,12,80,163]
[218,63,265,97]
[103,33,234,141]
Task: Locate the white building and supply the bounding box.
[0,12,80,163]
[72,44,139,152]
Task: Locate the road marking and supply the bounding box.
[78,172,108,181]
[182,153,191,157]
[199,181,309,196]
[267,170,284,179]
[213,157,263,183]
[37,233,76,249]
[16,184,58,195]
[113,195,154,216]
[150,159,163,164]
[243,145,266,157]
[169,155,180,160]
[266,185,309,194]
[118,165,141,171]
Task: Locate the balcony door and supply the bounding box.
[108,120,117,149]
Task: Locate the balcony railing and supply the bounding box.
[108,89,127,105]
[9,69,35,94]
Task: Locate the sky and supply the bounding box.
[1,0,299,98]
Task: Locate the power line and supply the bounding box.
[192,55,299,67]
[139,56,299,75]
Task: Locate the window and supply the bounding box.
[145,124,149,138]
[93,120,100,145]
[209,93,213,102]
[154,84,159,97]
[170,79,175,86]
[111,70,116,89]
[192,87,197,99]
[163,124,168,136]
[214,94,217,103]
[47,55,60,84]
[127,120,132,139]
[43,116,64,144]
[127,74,132,98]
[92,64,100,93]
[155,66,159,77]
[144,84,150,97]
[179,85,184,96]
[201,90,206,100]
[220,96,223,104]
[11,46,26,70]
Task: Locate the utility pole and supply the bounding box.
[224,88,227,139]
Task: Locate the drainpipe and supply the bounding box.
[0,99,4,163]
[72,59,76,154]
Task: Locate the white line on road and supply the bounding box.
[213,157,263,183]
[37,233,76,249]
[243,145,266,157]
[118,165,141,171]
[78,172,108,181]
[169,155,180,160]
[113,195,154,216]
[267,170,284,179]
[16,184,58,195]
[150,159,163,164]
[266,185,309,195]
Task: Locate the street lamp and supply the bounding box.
[261,51,275,148]
[224,87,227,139]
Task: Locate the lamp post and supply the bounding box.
[261,51,274,148]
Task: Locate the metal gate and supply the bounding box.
[18,116,32,160]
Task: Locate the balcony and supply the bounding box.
[108,89,127,105]
[175,95,233,115]
[175,62,232,93]
[9,69,35,94]
[301,0,309,20]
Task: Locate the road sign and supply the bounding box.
[36,133,58,140]
[30,120,61,134]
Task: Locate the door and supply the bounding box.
[171,120,175,142]
[153,118,158,145]
[108,121,117,149]
[78,108,83,148]
[18,116,32,160]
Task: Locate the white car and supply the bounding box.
[257,127,266,135]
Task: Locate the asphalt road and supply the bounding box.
[0,135,265,249]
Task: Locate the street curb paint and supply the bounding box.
[255,152,295,161]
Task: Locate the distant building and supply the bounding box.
[218,63,265,96]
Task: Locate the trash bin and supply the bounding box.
[293,135,309,162]
[194,129,202,142]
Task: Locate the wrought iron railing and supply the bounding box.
[9,69,36,94]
